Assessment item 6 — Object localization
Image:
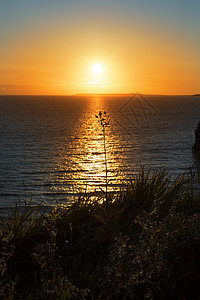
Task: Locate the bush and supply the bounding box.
[1,168,200,299]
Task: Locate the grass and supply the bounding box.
[1,167,200,299]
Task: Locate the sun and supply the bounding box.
[91,63,103,75]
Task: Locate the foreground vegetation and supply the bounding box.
[1,167,200,299]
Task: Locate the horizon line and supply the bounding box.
[0,93,200,97]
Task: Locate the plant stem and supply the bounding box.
[95,111,109,212]
[103,127,108,206]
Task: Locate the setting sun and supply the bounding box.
[91,63,103,75]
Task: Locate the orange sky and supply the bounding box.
[0,1,200,95]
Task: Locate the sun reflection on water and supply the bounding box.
[48,96,141,202]
[68,96,116,193]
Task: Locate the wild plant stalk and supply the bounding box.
[96,111,110,208]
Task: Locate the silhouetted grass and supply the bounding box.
[1,167,200,299]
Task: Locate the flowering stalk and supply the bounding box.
[96,111,110,207]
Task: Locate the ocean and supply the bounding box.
[0,94,199,214]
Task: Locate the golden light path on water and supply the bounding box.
[48,96,141,203]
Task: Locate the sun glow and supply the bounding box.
[91,63,103,75]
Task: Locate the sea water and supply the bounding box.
[0,94,199,213]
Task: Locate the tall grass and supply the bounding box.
[1,167,200,299]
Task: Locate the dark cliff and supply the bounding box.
[192,122,200,154]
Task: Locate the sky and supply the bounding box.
[0,0,200,95]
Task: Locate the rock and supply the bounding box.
[192,122,200,154]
